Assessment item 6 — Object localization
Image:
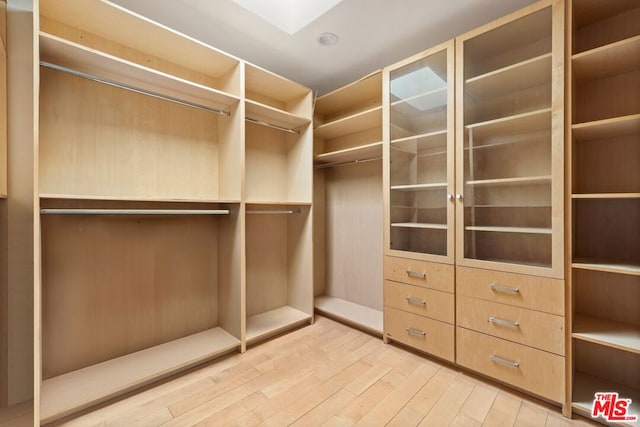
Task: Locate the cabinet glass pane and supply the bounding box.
[462,7,553,267]
[389,50,448,255]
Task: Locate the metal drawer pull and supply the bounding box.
[405,327,426,337]
[489,282,520,294]
[406,269,426,279]
[405,296,426,306]
[488,316,520,328]
[489,354,520,368]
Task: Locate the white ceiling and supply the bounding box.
[110,0,538,95]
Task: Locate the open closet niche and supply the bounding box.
[568,0,640,421]
[37,0,244,422]
[313,71,384,334]
[244,64,314,344]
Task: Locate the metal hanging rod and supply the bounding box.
[245,117,300,135]
[40,209,231,215]
[314,156,382,169]
[246,209,301,215]
[40,61,231,117]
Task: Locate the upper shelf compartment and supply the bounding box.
[245,63,312,132]
[40,0,241,97]
[40,33,240,115]
[573,35,640,82]
[314,71,382,125]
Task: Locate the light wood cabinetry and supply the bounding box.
[313,72,383,334]
[383,41,456,362]
[36,0,312,423]
[0,0,4,198]
[567,0,640,422]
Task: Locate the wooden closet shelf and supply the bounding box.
[314,296,383,335]
[572,114,640,142]
[391,86,447,109]
[465,226,552,234]
[391,183,447,191]
[391,129,447,145]
[572,193,640,200]
[246,306,312,344]
[466,108,551,140]
[573,0,640,29]
[466,53,551,99]
[573,35,640,82]
[314,107,382,139]
[466,175,551,186]
[41,327,240,424]
[245,100,310,131]
[40,33,239,114]
[39,194,240,204]
[573,315,640,354]
[314,142,382,166]
[314,71,381,117]
[572,259,640,276]
[573,371,640,425]
[391,222,447,230]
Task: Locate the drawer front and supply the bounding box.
[456,328,564,403]
[456,266,564,315]
[384,307,454,362]
[456,295,564,355]
[384,256,454,293]
[385,280,454,323]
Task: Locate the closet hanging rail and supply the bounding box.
[245,117,300,135]
[40,61,232,117]
[246,209,301,214]
[40,209,231,215]
[314,156,382,169]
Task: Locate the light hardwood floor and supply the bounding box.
[9,316,598,426]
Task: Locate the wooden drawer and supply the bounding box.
[456,328,564,403]
[384,307,454,362]
[456,295,564,355]
[384,280,454,324]
[384,256,454,293]
[456,266,564,315]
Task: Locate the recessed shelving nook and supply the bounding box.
[313,71,383,334]
[568,0,640,422]
[36,0,313,423]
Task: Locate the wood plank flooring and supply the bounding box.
[16,316,598,426]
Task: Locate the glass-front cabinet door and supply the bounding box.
[385,40,455,263]
[455,0,563,277]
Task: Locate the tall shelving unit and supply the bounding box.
[35,0,313,423]
[313,71,383,334]
[454,0,566,406]
[383,41,456,362]
[244,64,314,344]
[568,0,640,423]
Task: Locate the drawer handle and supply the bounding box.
[406,269,426,279]
[405,296,426,306]
[489,282,519,294]
[489,354,520,368]
[405,327,426,337]
[488,316,520,328]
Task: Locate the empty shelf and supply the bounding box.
[314,142,382,166]
[465,226,552,234]
[573,371,639,426]
[391,183,447,191]
[466,108,551,140]
[314,107,382,139]
[245,100,310,132]
[40,32,239,114]
[391,222,447,230]
[573,35,640,82]
[572,114,640,142]
[466,53,551,99]
[39,193,240,204]
[314,71,382,117]
[573,315,640,354]
[315,296,383,335]
[391,87,447,116]
[572,259,640,276]
[246,306,312,344]
[466,176,551,186]
[41,327,239,424]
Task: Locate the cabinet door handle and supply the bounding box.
[447,193,454,201]
[405,296,426,306]
[488,316,520,328]
[489,282,520,294]
[456,193,463,200]
[405,327,426,337]
[406,269,426,279]
[489,354,520,368]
